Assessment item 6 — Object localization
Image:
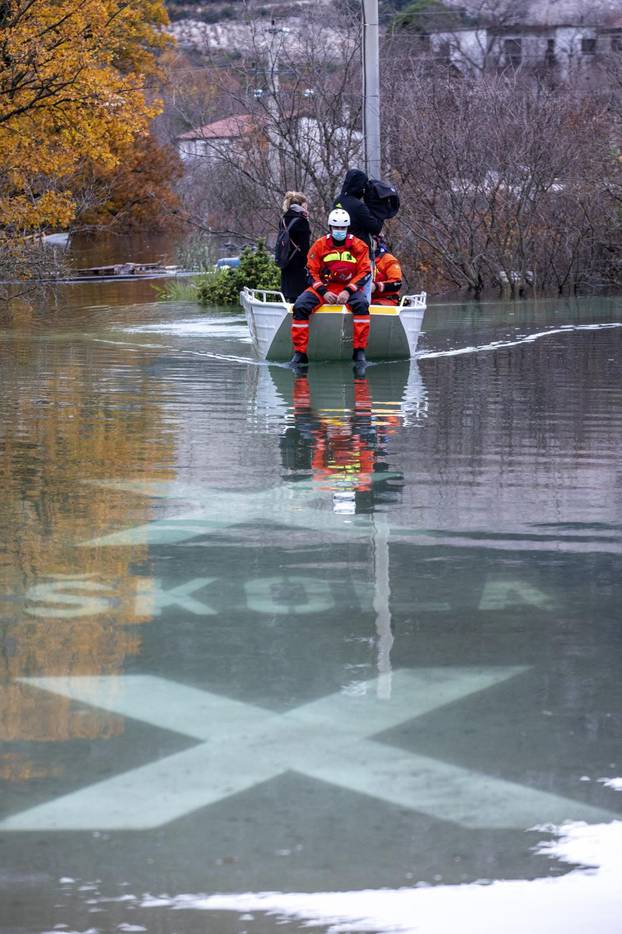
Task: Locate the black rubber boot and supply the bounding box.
[289,351,309,369]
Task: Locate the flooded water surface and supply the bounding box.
[0,292,621,933]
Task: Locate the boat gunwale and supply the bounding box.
[240,286,427,316]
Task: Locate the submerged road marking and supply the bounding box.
[77,482,622,557]
[479,579,554,610]
[133,577,218,616]
[81,481,377,547]
[19,575,371,620]
[1,668,613,832]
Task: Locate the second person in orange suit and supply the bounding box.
[372,237,403,306]
[290,208,371,369]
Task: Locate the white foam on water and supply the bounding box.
[41,929,98,934]
[123,318,249,339]
[92,338,257,366]
[95,320,622,370]
[419,322,622,360]
[134,822,622,934]
[598,778,622,791]
[163,346,256,364]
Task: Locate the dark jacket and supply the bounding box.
[333,169,383,253]
[279,208,311,302]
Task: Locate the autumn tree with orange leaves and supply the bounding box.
[0,0,170,242]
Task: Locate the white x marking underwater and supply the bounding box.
[81,479,386,547]
[0,668,612,832]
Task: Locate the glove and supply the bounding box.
[336,290,351,304]
[323,290,338,304]
[371,281,377,292]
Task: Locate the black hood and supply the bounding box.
[340,168,369,197]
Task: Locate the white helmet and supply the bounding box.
[328,208,350,228]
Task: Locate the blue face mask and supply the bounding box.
[331,228,347,242]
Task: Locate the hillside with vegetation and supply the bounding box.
[166,0,313,23]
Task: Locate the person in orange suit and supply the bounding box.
[372,236,403,306]
[290,208,372,369]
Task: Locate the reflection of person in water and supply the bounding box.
[280,374,402,514]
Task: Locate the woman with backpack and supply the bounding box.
[276,191,311,302]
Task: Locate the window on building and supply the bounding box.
[504,37,522,67]
[612,34,622,52]
[416,33,432,54]
[545,38,556,67]
[436,40,451,64]
[581,37,597,55]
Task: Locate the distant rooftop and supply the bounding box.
[177,114,257,141]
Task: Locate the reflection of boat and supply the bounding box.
[240,287,427,361]
[248,358,427,430]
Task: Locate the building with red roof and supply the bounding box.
[177,114,261,161]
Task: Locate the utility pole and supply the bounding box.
[267,21,287,101]
[362,0,389,695]
[362,0,381,179]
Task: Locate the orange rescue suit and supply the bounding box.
[373,251,402,306]
[306,233,371,298]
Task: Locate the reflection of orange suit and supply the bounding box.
[280,375,405,514]
[293,376,375,495]
[311,426,375,493]
[373,250,402,306]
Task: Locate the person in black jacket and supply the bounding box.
[279,191,311,302]
[334,169,383,256]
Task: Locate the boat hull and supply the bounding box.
[240,288,426,361]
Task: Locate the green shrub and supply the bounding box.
[196,240,281,307]
[195,267,239,305]
[238,238,282,289]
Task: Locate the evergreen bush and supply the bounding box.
[196,240,281,306]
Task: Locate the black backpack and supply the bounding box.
[364,178,400,222]
[274,217,299,269]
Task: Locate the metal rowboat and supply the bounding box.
[240,287,426,361]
